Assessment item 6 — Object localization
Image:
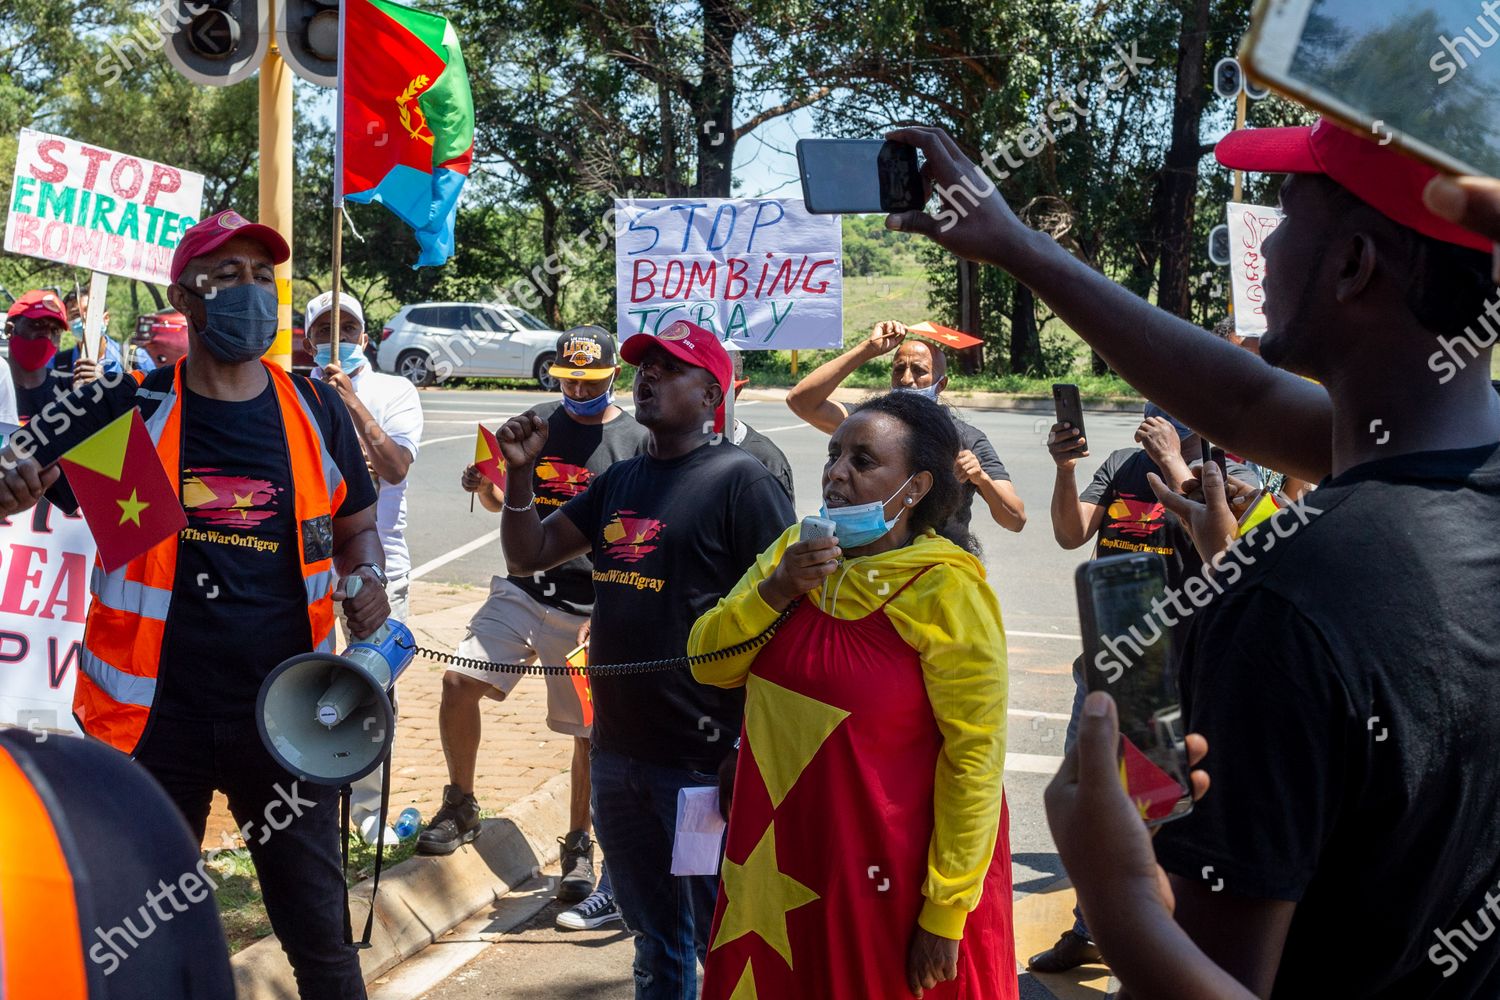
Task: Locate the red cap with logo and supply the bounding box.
[1215,118,1490,253]
[621,321,734,432]
[170,209,291,283]
[6,289,68,326]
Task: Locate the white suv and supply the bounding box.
[376,302,563,388]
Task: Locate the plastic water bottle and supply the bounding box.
[394,807,421,840]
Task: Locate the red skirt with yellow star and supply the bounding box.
[701,595,1018,1000]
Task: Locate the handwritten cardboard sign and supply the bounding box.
[614,197,843,349]
[1226,202,1284,337]
[5,128,205,284]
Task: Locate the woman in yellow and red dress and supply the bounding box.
[690,391,1017,999]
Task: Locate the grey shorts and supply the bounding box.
[450,577,591,738]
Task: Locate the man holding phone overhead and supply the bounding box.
[886,113,1500,996]
[786,321,1026,533]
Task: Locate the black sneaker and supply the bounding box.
[557,830,595,903]
[555,887,622,930]
[1027,929,1102,972]
[416,784,481,856]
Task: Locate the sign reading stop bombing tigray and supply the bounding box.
[4,128,206,285]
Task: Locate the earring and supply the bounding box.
[904,497,914,506]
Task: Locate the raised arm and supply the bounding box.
[786,321,907,434]
[1047,423,1105,549]
[495,413,591,576]
[886,127,1334,483]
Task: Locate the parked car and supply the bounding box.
[376,302,563,389]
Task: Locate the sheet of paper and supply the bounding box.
[670,785,726,876]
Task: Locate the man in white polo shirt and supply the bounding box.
[305,289,424,841]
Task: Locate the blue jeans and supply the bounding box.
[591,747,720,1000]
[1063,655,1092,943]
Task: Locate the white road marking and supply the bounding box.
[420,433,482,446]
[1005,752,1065,775]
[1008,629,1083,641]
[410,528,502,581]
[756,422,808,433]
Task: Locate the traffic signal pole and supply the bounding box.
[260,0,295,371]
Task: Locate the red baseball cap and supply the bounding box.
[1215,118,1490,253]
[6,289,68,327]
[621,321,733,432]
[170,209,290,283]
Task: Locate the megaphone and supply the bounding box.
[256,577,415,785]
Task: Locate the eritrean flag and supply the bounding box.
[336,0,473,268]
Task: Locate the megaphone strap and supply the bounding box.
[397,600,800,677]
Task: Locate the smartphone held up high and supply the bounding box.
[797,139,925,215]
[1075,553,1193,826]
[1242,0,1500,178]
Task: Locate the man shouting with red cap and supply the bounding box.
[0,210,388,999]
[885,117,1500,997]
[499,320,795,999]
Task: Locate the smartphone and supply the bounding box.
[1075,553,1193,826]
[796,139,924,215]
[1199,440,1228,480]
[800,515,838,543]
[1052,383,1087,443]
[1242,0,1500,178]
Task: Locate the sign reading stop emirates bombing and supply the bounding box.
[615,197,843,350]
[4,129,206,285]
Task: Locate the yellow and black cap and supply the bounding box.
[548,326,617,381]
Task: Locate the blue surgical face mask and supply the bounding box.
[818,473,917,548]
[180,282,279,364]
[561,382,614,418]
[896,382,941,401]
[71,318,85,337]
[314,341,367,371]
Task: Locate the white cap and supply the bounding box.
[304,290,365,330]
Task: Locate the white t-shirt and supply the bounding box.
[314,364,423,578]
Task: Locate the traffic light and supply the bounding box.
[1213,57,1243,101]
[277,0,339,88]
[160,0,270,87]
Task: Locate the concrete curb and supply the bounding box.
[231,771,573,1000]
[737,386,1145,413]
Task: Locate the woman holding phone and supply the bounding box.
[689,391,1016,1000]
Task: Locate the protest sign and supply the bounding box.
[0,499,95,737]
[615,197,842,349]
[1226,201,1284,337]
[5,128,205,285]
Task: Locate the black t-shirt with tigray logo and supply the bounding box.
[29,368,376,722]
[1080,447,1256,592]
[156,381,375,720]
[508,400,649,616]
[560,441,795,771]
[1154,444,1500,998]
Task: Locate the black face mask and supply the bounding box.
[179,282,279,364]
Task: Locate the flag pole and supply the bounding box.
[329,204,344,374]
[328,0,347,376]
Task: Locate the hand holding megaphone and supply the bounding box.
[256,583,416,786]
[336,565,391,638]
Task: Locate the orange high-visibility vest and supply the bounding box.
[72,358,348,754]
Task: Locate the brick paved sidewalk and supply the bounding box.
[204,580,577,846]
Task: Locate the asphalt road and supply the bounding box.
[398,386,1150,999]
